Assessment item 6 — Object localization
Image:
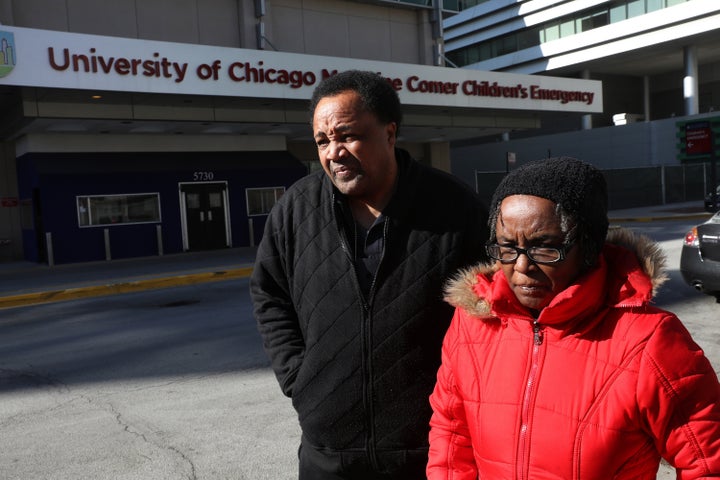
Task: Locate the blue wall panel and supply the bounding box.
[16,151,306,264]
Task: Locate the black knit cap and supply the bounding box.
[490,156,609,261]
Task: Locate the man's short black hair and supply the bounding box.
[309,70,402,133]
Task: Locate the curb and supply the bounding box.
[609,212,713,223]
[0,211,713,309]
[0,267,253,310]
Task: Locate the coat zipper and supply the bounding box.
[364,217,389,471]
[517,320,544,480]
[334,195,388,471]
[366,217,389,305]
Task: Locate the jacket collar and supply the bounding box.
[443,227,668,326]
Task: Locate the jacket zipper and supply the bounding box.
[334,195,387,471]
[364,217,389,471]
[334,195,366,307]
[366,218,389,305]
[517,320,544,480]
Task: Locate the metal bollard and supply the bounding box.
[104,228,111,261]
[45,232,54,267]
[156,224,164,256]
[248,218,255,247]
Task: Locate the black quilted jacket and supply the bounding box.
[250,149,488,475]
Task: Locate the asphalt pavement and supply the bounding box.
[0,201,715,480]
[0,201,713,310]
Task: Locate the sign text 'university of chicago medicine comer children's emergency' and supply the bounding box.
[46,47,596,107]
[1,26,602,113]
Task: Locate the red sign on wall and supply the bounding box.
[1,197,18,207]
[685,122,713,155]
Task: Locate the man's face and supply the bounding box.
[312,90,397,203]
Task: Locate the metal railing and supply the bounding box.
[475,162,719,210]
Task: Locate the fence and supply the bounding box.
[475,161,719,211]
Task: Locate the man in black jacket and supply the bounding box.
[250,70,489,479]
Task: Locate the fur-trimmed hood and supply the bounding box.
[443,227,668,318]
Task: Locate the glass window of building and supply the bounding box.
[544,23,560,42]
[627,0,646,18]
[560,19,575,37]
[609,4,628,22]
[445,0,690,67]
[517,27,541,50]
[77,193,161,227]
[246,187,285,216]
[495,35,517,56]
[647,0,663,12]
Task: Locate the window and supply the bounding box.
[517,27,541,50]
[477,43,492,61]
[609,4,627,22]
[246,187,285,216]
[579,11,609,32]
[494,36,517,56]
[450,0,490,11]
[627,0,645,18]
[445,0,690,67]
[77,193,161,227]
[544,23,560,42]
[647,0,663,12]
[560,19,575,37]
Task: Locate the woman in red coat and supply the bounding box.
[427,157,720,480]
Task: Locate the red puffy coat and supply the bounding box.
[428,229,720,480]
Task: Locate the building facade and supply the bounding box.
[0,0,600,263]
[443,0,719,123]
[442,0,720,208]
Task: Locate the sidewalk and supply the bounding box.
[0,246,257,309]
[607,200,713,223]
[0,201,712,309]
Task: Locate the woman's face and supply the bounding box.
[495,195,585,314]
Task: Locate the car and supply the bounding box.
[705,185,720,212]
[680,210,720,302]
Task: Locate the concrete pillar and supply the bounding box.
[581,69,592,130]
[683,45,699,116]
[643,75,650,122]
[427,142,451,173]
[431,0,444,66]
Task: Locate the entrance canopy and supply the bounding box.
[0,26,603,143]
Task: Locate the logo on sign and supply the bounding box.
[0,31,16,78]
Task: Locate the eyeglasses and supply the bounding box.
[486,243,573,264]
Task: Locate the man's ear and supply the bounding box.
[386,122,397,145]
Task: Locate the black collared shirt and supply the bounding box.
[354,215,386,296]
[338,201,386,297]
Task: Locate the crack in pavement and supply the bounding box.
[107,401,198,480]
[0,365,198,479]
